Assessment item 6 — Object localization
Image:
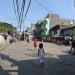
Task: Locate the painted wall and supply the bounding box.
[45,18,50,35]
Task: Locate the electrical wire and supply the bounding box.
[23,0,31,22]
[19,0,26,29]
[20,0,31,32]
[34,0,51,12]
[13,0,32,32]
[15,0,25,32]
[19,0,25,23]
[13,0,18,20]
[16,0,20,17]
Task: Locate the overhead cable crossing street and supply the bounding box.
[13,0,31,32]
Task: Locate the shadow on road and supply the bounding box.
[0,52,75,75]
[0,66,9,75]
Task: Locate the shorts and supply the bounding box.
[34,45,37,47]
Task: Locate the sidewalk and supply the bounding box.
[0,40,10,51]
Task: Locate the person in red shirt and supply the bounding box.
[33,39,38,50]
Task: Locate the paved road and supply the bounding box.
[0,41,75,75]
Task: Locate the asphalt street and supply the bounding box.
[0,41,75,75]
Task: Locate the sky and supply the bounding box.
[0,0,75,31]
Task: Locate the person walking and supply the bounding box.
[27,36,29,44]
[38,43,45,66]
[33,38,38,50]
[70,40,75,55]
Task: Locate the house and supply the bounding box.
[34,12,75,42]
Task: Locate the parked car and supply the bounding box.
[9,35,16,43]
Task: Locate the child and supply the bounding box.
[38,43,45,66]
[33,39,37,50]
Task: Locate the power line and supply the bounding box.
[13,0,18,20]
[13,0,20,28]
[16,0,20,17]
[13,0,32,32]
[13,0,26,32]
[20,0,26,26]
[22,0,32,32]
[23,0,31,22]
[34,0,51,12]
[18,0,26,24]
[19,0,26,32]
[16,0,22,30]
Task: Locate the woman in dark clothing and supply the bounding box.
[70,40,75,54]
[27,37,29,44]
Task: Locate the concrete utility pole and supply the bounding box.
[74,0,75,7]
[24,29,25,41]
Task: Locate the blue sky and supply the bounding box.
[0,0,75,30]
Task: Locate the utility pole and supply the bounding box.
[74,0,75,7]
[22,21,25,41]
[24,27,25,41]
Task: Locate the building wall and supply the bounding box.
[45,18,50,35]
[41,22,46,36]
[49,13,59,29]
[59,19,72,26]
[31,24,36,30]
[48,13,74,29]
[40,18,50,36]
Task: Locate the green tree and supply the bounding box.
[0,22,16,33]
